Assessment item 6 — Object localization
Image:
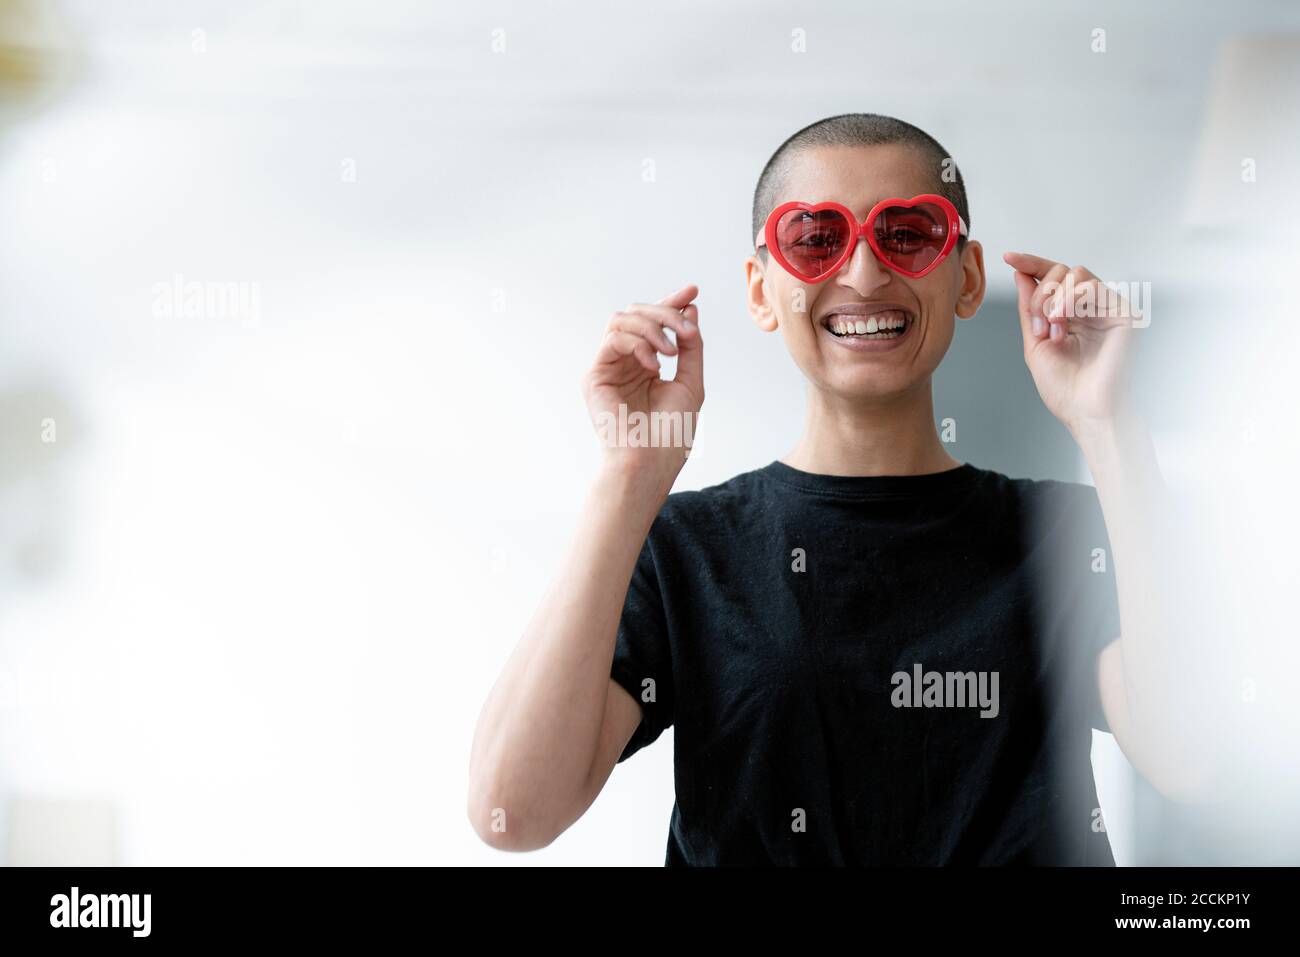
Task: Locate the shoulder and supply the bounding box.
[648,464,773,535]
[957,467,1106,549]
[976,467,1101,514]
[1018,475,1104,524]
[991,472,1108,559]
[661,465,768,512]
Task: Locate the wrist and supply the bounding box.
[1069,408,1149,467]
[1066,402,1141,446]
[592,457,680,509]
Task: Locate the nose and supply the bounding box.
[835,232,892,296]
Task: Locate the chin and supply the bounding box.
[819,370,918,403]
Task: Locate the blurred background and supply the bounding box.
[0,0,1297,865]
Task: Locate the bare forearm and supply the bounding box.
[1076,412,1217,796]
[467,465,671,847]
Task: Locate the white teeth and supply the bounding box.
[826,311,910,338]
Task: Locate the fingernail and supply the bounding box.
[1050,322,1063,340]
[683,319,696,332]
[1031,317,1045,336]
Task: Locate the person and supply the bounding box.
[468,113,1205,865]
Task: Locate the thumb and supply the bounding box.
[673,303,704,403]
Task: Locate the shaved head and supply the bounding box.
[752,113,970,255]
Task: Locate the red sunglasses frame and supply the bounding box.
[756,193,969,281]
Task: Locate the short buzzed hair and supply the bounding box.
[751,113,970,257]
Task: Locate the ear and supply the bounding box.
[745,254,780,332]
[955,240,986,320]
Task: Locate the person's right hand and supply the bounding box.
[583,284,703,489]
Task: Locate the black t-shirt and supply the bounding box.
[610,459,1121,866]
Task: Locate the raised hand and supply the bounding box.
[1004,252,1138,436]
[583,284,703,489]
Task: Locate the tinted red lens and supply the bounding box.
[872,203,950,273]
[774,208,853,279]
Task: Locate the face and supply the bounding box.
[746,143,986,403]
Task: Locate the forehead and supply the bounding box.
[776,143,937,217]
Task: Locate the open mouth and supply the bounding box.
[822,309,913,341]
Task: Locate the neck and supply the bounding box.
[783,380,961,477]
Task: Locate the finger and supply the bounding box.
[1044,274,1090,342]
[1013,270,1045,344]
[1003,251,1061,280]
[622,302,696,341]
[1046,267,1101,322]
[1076,278,1131,326]
[596,330,660,373]
[1029,263,1070,323]
[1051,278,1097,324]
[1045,274,1129,330]
[656,284,699,310]
[610,312,677,355]
[1099,284,1134,325]
[672,303,704,402]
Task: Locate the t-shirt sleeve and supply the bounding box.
[1029,481,1123,738]
[609,530,676,763]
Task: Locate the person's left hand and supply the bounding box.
[1004,251,1138,436]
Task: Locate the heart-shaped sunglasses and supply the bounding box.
[756,194,969,281]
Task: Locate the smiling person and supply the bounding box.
[468,113,1208,865]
